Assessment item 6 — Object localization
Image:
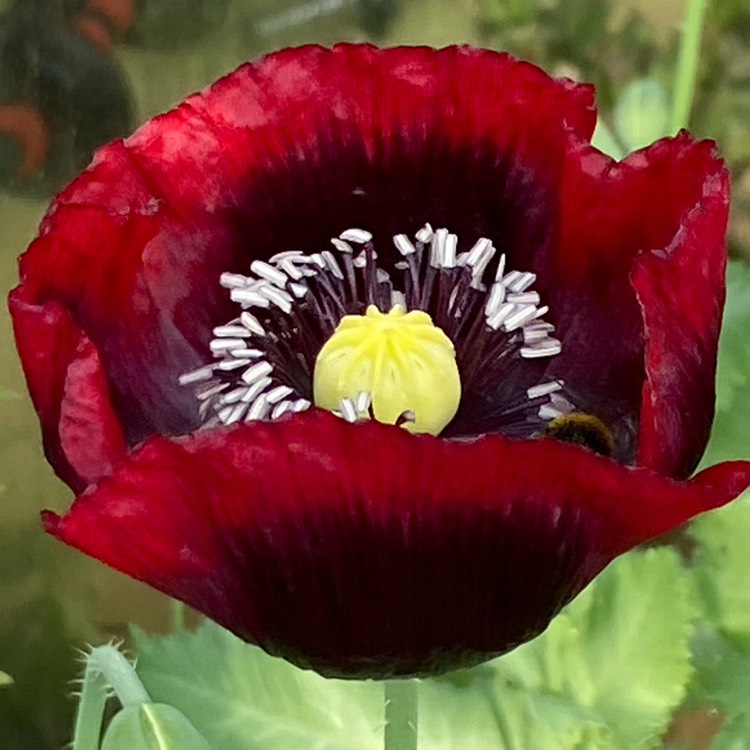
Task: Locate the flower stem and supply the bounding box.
[384,679,418,750]
[72,664,108,750]
[670,0,709,132]
[72,645,152,750]
[170,598,187,632]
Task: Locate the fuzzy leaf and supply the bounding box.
[490,547,694,749]
[101,703,211,750]
[691,492,750,639]
[134,623,383,750]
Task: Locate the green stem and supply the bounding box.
[170,598,187,632]
[72,645,152,750]
[670,0,709,132]
[384,680,418,750]
[72,663,108,750]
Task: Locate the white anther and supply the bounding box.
[241,360,273,385]
[415,223,433,243]
[271,400,295,419]
[486,302,515,330]
[230,288,271,308]
[376,268,391,284]
[444,233,458,268]
[507,291,541,305]
[279,259,305,280]
[220,272,251,289]
[356,391,371,413]
[195,382,228,400]
[525,321,555,333]
[209,338,246,353]
[269,250,304,263]
[330,238,354,254]
[246,393,271,421]
[467,239,495,278]
[523,327,551,343]
[289,283,308,298]
[391,290,406,308]
[178,365,214,386]
[291,399,311,412]
[527,381,563,400]
[322,250,344,279]
[495,253,507,282]
[224,401,250,425]
[338,398,358,423]
[229,348,264,359]
[251,260,288,288]
[217,358,250,371]
[501,270,523,289]
[534,305,549,320]
[217,405,236,423]
[241,311,266,336]
[520,338,563,358]
[241,376,273,402]
[220,386,250,405]
[213,325,252,338]
[507,271,536,294]
[393,234,416,256]
[340,228,373,243]
[485,282,506,316]
[539,403,563,421]
[259,284,293,313]
[503,305,539,332]
[430,228,448,267]
[266,385,294,404]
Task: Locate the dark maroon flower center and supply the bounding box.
[180,223,575,441]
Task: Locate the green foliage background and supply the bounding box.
[1,1,749,748]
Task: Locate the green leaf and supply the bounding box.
[614,79,671,151]
[499,548,694,749]
[701,261,750,467]
[134,622,383,750]
[420,549,694,750]
[691,492,750,639]
[101,704,212,750]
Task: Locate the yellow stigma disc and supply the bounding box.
[313,305,461,435]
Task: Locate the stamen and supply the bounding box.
[339,228,372,243]
[182,224,569,440]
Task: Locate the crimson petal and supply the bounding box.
[43,410,750,678]
[547,133,729,470]
[13,45,595,445]
[9,284,126,491]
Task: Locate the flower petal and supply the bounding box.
[547,133,728,471]
[16,141,241,442]
[12,46,595,445]
[9,285,126,491]
[43,410,750,678]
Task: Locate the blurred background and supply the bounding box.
[0,0,749,747]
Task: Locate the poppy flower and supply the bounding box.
[9,44,750,679]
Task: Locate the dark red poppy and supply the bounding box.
[9,44,750,679]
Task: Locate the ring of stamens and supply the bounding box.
[180,224,574,438]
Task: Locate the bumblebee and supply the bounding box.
[545,412,615,458]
